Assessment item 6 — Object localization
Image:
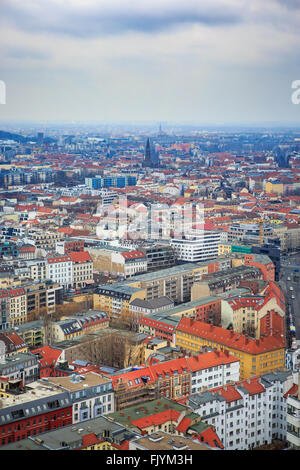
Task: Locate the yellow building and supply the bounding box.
[93,284,146,317]
[265,181,284,195]
[175,317,285,380]
[218,243,232,256]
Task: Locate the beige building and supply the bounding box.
[28,230,64,250]
[69,251,94,288]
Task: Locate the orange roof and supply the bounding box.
[130,409,181,429]
[68,251,92,263]
[176,318,285,354]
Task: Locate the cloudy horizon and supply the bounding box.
[0,0,300,125]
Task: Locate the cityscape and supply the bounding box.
[0,0,300,458]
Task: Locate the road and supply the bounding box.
[279,252,300,346]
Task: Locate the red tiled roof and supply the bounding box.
[130,409,181,429]
[31,345,62,368]
[176,318,285,354]
[68,251,92,263]
[121,250,146,260]
[0,288,26,298]
[284,383,298,399]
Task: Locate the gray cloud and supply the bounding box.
[1,0,245,38]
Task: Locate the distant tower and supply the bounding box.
[142,138,160,168]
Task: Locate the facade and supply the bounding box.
[85,174,137,189]
[0,380,72,447]
[108,350,239,410]
[94,283,146,317]
[46,372,114,422]
[0,287,27,328]
[69,251,94,288]
[28,230,64,250]
[141,244,177,271]
[128,263,203,304]
[286,378,300,450]
[171,232,221,263]
[0,352,39,390]
[187,370,293,450]
[46,255,73,289]
[56,239,85,254]
[175,317,286,380]
[221,293,285,339]
[23,280,63,319]
[129,296,174,332]
[191,265,262,300]
[0,415,138,450]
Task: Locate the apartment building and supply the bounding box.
[171,231,221,262]
[140,244,177,271]
[56,238,85,254]
[69,251,94,288]
[108,350,239,410]
[0,415,139,450]
[46,372,114,422]
[0,287,27,328]
[23,280,63,318]
[0,380,73,447]
[221,293,285,339]
[175,317,286,380]
[0,352,39,390]
[187,370,293,450]
[89,247,147,279]
[27,230,64,250]
[128,263,203,304]
[46,255,73,289]
[286,376,300,450]
[191,265,262,300]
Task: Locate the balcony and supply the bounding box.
[287,428,300,448]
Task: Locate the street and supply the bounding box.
[280,252,300,346]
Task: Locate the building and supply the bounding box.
[0,380,73,447]
[23,280,63,319]
[221,289,285,339]
[142,138,160,168]
[140,244,177,272]
[175,317,286,380]
[286,375,300,450]
[191,265,262,300]
[90,247,147,279]
[0,287,27,329]
[129,431,214,451]
[52,328,146,370]
[46,255,73,289]
[0,414,139,450]
[187,370,293,450]
[128,263,203,304]
[56,239,85,255]
[69,251,94,288]
[0,352,39,390]
[129,296,174,332]
[94,283,146,318]
[85,174,136,189]
[243,253,275,282]
[27,230,64,250]
[46,372,114,421]
[171,232,221,263]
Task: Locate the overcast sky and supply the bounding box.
[0,0,300,125]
